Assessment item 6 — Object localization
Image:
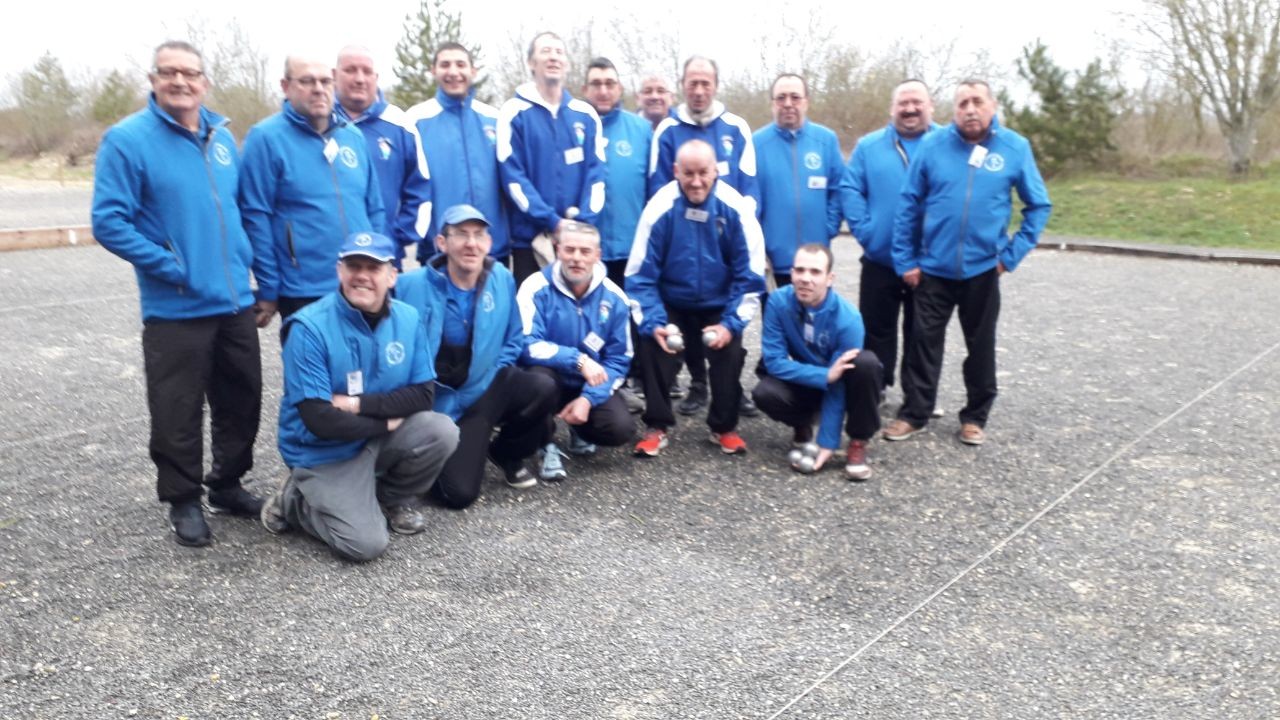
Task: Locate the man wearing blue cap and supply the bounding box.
[260,231,459,561]
[397,204,558,508]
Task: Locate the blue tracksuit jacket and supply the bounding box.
[648,101,759,212]
[840,122,940,268]
[515,262,632,406]
[598,106,652,262]
[239,101,385,302]
[497,83,606,248]
[395,256,523,420]
[92,95,254,321]
[892,119,1052,280]
[405,89,511,261]
[753,120,844,273]
[625,180,767,339]
[278,292,433,468]
[761,286,866,450]
[336,91,431,266]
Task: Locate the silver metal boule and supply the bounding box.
[801,442,820,457]
[702,330,718,346]
[797,455,816,473]
[787,448,804,465]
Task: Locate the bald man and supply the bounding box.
[334,45,430,269]
[625,139,766,457]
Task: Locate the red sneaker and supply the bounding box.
[845,439,871,481]
[710,431,748,455]
[634,428,669,457]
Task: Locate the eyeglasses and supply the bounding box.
[587,79,619,90]
[154,67,203,80]
[773,93,805,104]
[445,230,489,243]
[290,76,334,89]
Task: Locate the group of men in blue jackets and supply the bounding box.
[92,35,1049,559]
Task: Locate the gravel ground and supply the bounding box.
[0,244,1276,719]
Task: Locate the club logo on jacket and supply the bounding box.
[599,301,610,323]
[615,140,633,158]
[481,290,495,313]
[212,143,232,166]
[385,341,406,365]
[816,332,831,354]
[484,125,497,145]
[984,153,1005,172]
[804,151,821,170]
[720,134,734,158]
[377,137,392,161]
[340,146,359,169]
[573,121,586,146]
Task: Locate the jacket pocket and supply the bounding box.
[286,222,299,268]
[166,238,187,294]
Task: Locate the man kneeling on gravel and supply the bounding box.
[260,232,458,561]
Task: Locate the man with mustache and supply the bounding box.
[516,221,635,479]
[240,54,385,326]
[885,80,1052,446]
[92,40,264,547]
[260,232,459,561]
[841,79,940,402]
[752,244,883,480]
[497,31,606,284]
[333,45,431,269]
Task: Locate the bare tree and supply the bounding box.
[1145,0,1280,178]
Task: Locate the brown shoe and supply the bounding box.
[882,419,921,441]
[958,423,986,446]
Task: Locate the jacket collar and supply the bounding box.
[676,100,725,127]
[335,89,388,125]
[282,99,343,136]
[147,93,227,139]
[436,87,474,111]
[548,260,605,300]
[515,82,570,115]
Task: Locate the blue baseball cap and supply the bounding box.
[338,231,397,263]
[440,204,490,230]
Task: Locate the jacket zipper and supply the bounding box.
[203,126,240,313]
[286,222,299,267]
[790,134,802,253]
[166,239,186,295]
[958,162,976,277]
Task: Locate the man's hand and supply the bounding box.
[332,394,360,414]
[654,325,678,354]
[997,261,1006,275]
[827,348,860,385]
[702,324,731,350]
[254,300,278,329]
[387,417,404,432]
[579,355,607,386]
[902,268,922,289]
[557,396,591,425]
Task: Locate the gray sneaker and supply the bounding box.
[539,443,568,481]
[567,428,597,456]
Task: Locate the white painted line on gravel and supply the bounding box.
[764,338,1280,719]
[0,294,134,315]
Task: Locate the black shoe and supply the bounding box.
[169,501,212,547]
[207,486,265,517]
[383,504,427,535]
[739,394,760,417]
[677,382,708,415]
[669,378,688,399]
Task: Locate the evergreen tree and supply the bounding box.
[91,70,141,126]
[1005,41,1120,176]
[13,53,78,154]
[390,0,483,108]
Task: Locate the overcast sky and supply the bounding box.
[6,0,1145,98]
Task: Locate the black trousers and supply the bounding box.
[900,268,1001,428]
[431,366,558,509]
[528,367,636,446]
[511,247,540,285]
[752,350,884,442]
[637,306,743,433]
[604,259,628,289]
[859,258,915,390]
[142,311,262,504]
